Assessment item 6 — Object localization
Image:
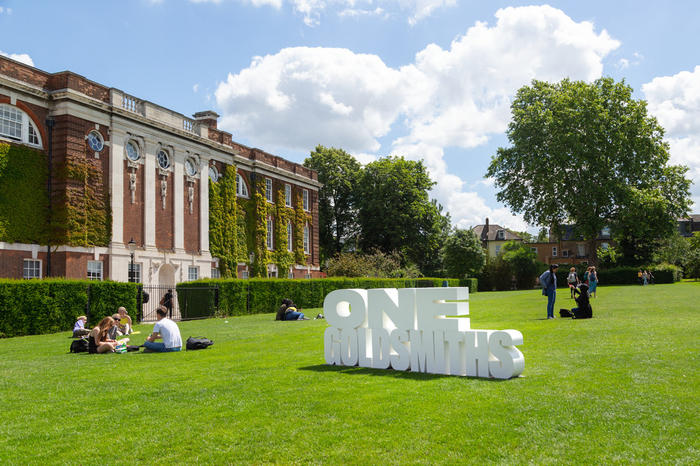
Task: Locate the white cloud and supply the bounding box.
[0,7,11,14]
[215,5,619,229]
[644,66,700,208]
[193,83,200,93]
[0,51,34,67]
[337,7,385,19]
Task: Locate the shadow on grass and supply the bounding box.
[299,364,507,382]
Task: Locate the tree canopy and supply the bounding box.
[303,145,361,261]
[441,228,485,279]
[487,77,691,264]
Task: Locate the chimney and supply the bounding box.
[481,218,489,242]
[193,110,220,130]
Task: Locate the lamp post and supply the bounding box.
[127,238,137,283]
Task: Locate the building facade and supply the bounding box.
[0,56,322,285]
[472,218,523,257]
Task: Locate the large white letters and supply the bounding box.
[323,287,524,379]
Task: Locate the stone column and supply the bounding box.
[144,139,157,249]
[110,129,125,246]
[199,155,210,253]
[173,148,185,252]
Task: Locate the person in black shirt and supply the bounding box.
[160,289,173,318]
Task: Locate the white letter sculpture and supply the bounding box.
[323,287,524,379]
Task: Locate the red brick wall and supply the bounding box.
[0,56,49,88]
[155,172,174,250]
[123,160,144,247]
[183,178,200,253]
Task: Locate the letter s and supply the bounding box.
[488,330,524,379]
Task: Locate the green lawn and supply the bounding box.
[1,282,698,464]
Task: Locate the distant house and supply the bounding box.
[471,218,523,257]
[527,225,613,265]
[678,215,700,237]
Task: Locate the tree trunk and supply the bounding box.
[588,238,599,266]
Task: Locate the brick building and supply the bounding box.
[0,56,322,285]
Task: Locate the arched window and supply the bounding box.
[287,221,293,252]
[236,173,249,198]
[0,104,42,148]
[303,222,310,254]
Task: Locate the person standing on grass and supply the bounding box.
[567,267,579,299]
[540,264,559,319]
[144,307,182,352]
[588,266,599,298]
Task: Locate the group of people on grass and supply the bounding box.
[73,306,182,354]
[637,269,654,286]
[540,264,595,320]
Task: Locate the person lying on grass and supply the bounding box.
[275,298,309,321]
[88,316,118,354]
[144,306,182,352]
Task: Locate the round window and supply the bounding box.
[185,158,197,177]
[157,150,170,170]
[209,166,219,182]
[126,141,140,161]
[87,131,104,152]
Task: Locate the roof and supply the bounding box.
[472,224,522,241]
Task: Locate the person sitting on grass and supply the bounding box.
[276,298,309,321]
[116,307,133,335]
[72,315,90,338]
[88,316,119,354]
[144,306,182,352]
[560,284,593,319]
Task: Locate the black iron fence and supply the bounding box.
[139,285,219,322]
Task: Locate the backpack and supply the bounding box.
[70,338,89,353]
[186,336,214,350]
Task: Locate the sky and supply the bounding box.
[1,0,699,232]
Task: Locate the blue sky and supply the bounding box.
[1,0,698,231]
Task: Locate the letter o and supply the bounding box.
[324,289,368,330]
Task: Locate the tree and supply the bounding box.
[536,227,549,243]
[500,240,538,289]
[357,156,450,275]
[442,228,485,279]
[303,145,362,261]
[487,78,691,266]
[685,232,700,280]
[652,231,690,268]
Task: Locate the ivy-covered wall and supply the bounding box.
[0,142,49,244]
[0,141,110,248]
[208,165,313,278]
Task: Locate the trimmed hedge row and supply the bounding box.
[0,279,139,338]
[179,277,477,317]
[542,264,682,288]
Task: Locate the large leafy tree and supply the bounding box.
[303,145,362,261]
[442,228,485,279]
[500,240,538,289]
[357,156,450,275]
[487,78,691,265]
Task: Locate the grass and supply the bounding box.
[0,282,698,464]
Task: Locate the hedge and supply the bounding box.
[0,279,139,338]
[179,277,477,317]
[537,264,682,288]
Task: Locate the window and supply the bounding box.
[265,178,273,203]
[241,270,249,279]
[125,141,140,161]
[209,165,219,182]
[87,131,104,152]
[211,267,220,279]
[562,250,569,258]
[495,245,501,255]
[0,104,42,147]
[577,244,586,257]
[288,269,294,279]
[188,266,199,281]
[287,221,293,251]
[285,184,292,207]
[267,216,274,250]
[552,247,558,257]
[128,263,141,283]
[23,259,41,279]
[531,247,538,254]
[185,157,197,176]
[601,242,610,251]
[236,173,249,198]
[601,227,611,238]
[87,261,103,281]
[303,223,310,254]
[302,189,309,211]
[496,229,505,240]
[157,150,170,170]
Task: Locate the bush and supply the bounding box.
[0,279,138,338]
[182,277,474,317]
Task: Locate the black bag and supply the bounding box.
[559,308,573,318]
[142,290,150,304]
[186,336,214,350]
[70,338,89,353]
